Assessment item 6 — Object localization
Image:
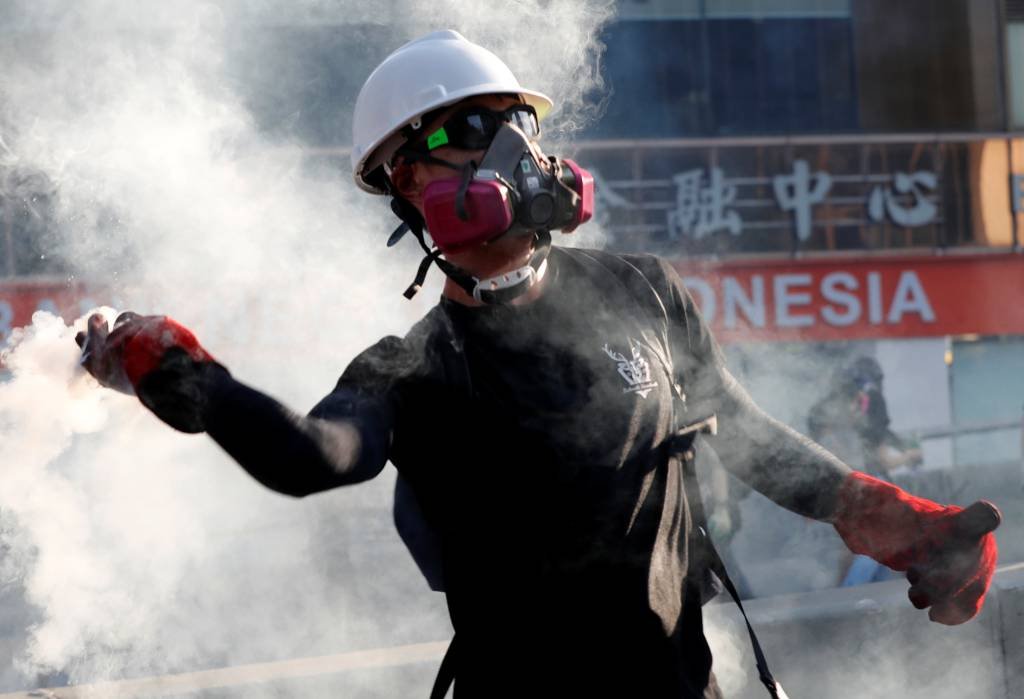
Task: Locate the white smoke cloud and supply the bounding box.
[0,311,355,683]
[0,0,615,691]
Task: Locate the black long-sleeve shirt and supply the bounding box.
[198,247,850,698]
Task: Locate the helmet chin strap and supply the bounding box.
[400,225,552,305]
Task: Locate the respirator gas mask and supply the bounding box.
[419,121,594,253]
[387,107,594,304]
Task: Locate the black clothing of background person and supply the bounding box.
[808,356,920,479]
[198,247,851,697]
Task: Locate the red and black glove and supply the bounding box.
[833,471,1000,625]
[76,311,224,433]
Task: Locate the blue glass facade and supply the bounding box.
[590,17,859,138]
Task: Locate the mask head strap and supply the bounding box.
[391,148,463,172]
[388,195,424,248]
[454,161,477,222]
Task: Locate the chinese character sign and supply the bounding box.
[589,169,636,214]
[583,149,966,250]
[772,160,833,242]
[667,167,742,240]
[585,168,637,230]
[868,171,938,227]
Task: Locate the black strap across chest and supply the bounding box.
[570,249,783,699]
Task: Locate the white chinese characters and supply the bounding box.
[667,167,741,240]
[773,160,833,241]
[603,162,945,242]
[868,171,938,227]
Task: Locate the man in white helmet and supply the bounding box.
[77,30,1000,699]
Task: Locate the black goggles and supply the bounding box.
[396,104,540,163]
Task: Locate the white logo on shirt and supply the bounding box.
[603,339,659,399]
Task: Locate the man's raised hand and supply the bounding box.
[76,312,223,433]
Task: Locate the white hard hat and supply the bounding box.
[351,29,553,194]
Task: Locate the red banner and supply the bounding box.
[3,254,1024,347]
[0,279,104,344]
[672,253,1024,343]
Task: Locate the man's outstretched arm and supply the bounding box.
[77,312,392,497]
[706,367,850,520]
[705,365,999,625]
[648,255,999,624]
[202,369,391,496]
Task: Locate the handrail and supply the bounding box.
[0,641,449,698]
[914,419,1022,441]
[299,131,1024,158]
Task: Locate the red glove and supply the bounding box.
[76,312,221,433]
[833,472,1000,625]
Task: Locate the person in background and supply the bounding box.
[807,360,873,473]
[848,357,923,477]
[809,356,924,586]
[809,356,923,478]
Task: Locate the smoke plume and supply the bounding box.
[0,0,614,691]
